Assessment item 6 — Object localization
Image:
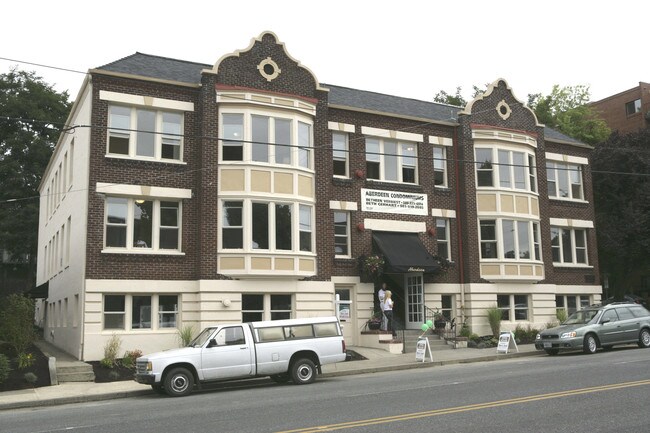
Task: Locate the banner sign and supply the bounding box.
[361,188,428,216]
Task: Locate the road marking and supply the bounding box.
[276,379,650,433]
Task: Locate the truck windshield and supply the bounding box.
[189,327,216,347]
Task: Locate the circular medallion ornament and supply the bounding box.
[496,100,512,120]
[257,57,281,82]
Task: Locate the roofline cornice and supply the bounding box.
[89,69,201,89]
[545,138,594,150]
[328,104,459,127]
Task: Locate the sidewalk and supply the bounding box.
[0,344,542,411]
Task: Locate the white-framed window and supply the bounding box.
[221,200,313,253]
[479,219,541,261]
[433,146,447,187]
[242,294,292,322]
[104,294,178,330]
[556,295,590,316]
[546,162,584,200]
[332,132,349,177]
[476,147,536,192]
[220,109,313,169]
[497,294,529,321]
[107,105,183,161]
[441,294,454,321]
[365,138,417,184]
[550,227,588,265]
[436,218,450,260]
[104,197,181,252]
[334,211,350,257]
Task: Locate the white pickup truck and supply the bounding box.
[135,316,348,397]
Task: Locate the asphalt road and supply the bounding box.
[2,346,650,433]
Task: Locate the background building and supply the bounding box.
[36,32,601,360]
[590,82,650,134]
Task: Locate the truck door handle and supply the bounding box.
[240,347,248,349]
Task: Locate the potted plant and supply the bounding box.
[359,254,385,283]
[433,309,447,329]
[366,310,383,331]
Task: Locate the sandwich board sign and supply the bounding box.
[415,337,433,362]
[496,331,518,354]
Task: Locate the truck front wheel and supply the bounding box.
[291,358,316,385]
[164,367,194,397]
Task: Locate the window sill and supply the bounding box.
[105,154,187,165]
[548,197,588,204]
[101,249,185,256]
[552,264,593,269]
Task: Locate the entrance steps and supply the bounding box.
[34,340,95,384]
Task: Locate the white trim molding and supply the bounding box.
[549,218,594,228]
[431,208,457,218]
[328,122,355,133]
[363,219,426,233]
[96,182,192,199]
[361,126,423,143]
[428,135,453,146]
[545,152,589,165]
[99,91,194,112]
[329,201,358,211]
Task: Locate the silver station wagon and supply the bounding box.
[535,302,650,355]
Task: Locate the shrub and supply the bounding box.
[0,354,11,384]
[102,334,122,368]
[556,308,568,324]
[23,372,38,384]
[177,325,195,347]
[486,305,503,337]
[17,352,35,369]
[120,349,143,369]
[459,323,471,338]
[0,294,36,354]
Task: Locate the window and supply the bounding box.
[480,219,541,261]
[242,294,292,322]
[441,295,453,321]
[108,105,183,161]
[214,327,246,346]
[220,110,313,169]
[475,148,494,187]
[104,197,181,252]
[433,146,447,187]
[625,99,642,116]
[436,219,450,260]
[365,137,418,183]
[222,200,313,253]
[551,227,588,265]
[556,295,591,315]
[334,212,350,257]
[546,162,583,200]
[104,294,178,330]
[498,294,529,321]
[477,148,535,191]
[332,132,348,177]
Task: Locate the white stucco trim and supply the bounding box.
[329,201,358,211]
[95,182,192,199]
[99,90,194,112]
[428,136,453,146]
[549,218,594,228]
[328,122,355,133]
[361,126,423,142]
[471,128,538,148]
[545,152,589,165]
[431,208,457,218]
[363,219,426,232]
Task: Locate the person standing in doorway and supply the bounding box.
[383,290,395,338]
[378,283,387,331]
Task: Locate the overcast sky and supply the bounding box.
[2,1,648,105]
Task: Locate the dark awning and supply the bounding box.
[372,232,440,274]
[27,281,49,299]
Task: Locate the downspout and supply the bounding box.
[453,124,466,325]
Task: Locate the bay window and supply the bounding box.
[480,218,541,261]
[476,147,536,191]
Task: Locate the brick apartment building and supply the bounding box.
[590,82,650,134]
[36,32,601,360]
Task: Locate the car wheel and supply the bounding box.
[290,358,317,385]
[544,349,559,356]
[164,367,194,397]
[583,334,598,354]
[638,328,650,348]
[269,373,290,383]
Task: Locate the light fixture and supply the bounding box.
[135,199,145,204]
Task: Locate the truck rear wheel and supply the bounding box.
[164,367,194,397]
[290,358,316,385]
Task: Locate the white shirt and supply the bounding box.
[378,288,386,310]
[384,298,393,311]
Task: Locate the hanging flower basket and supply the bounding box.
[359,254,385,283]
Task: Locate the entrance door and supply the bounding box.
[405,274,424,329]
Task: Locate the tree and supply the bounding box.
[0,293,36,355]
[592,129,650,296]
[433,85,486,107]
[0,69,71,293]
[527,84,610,145]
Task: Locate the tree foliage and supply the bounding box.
[0,293,36,354]
[433,85,486,107]
[527,84,610,145]
[592,129,650,294]
[0,69,71,287]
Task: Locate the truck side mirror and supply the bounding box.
[207,339,218,348]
